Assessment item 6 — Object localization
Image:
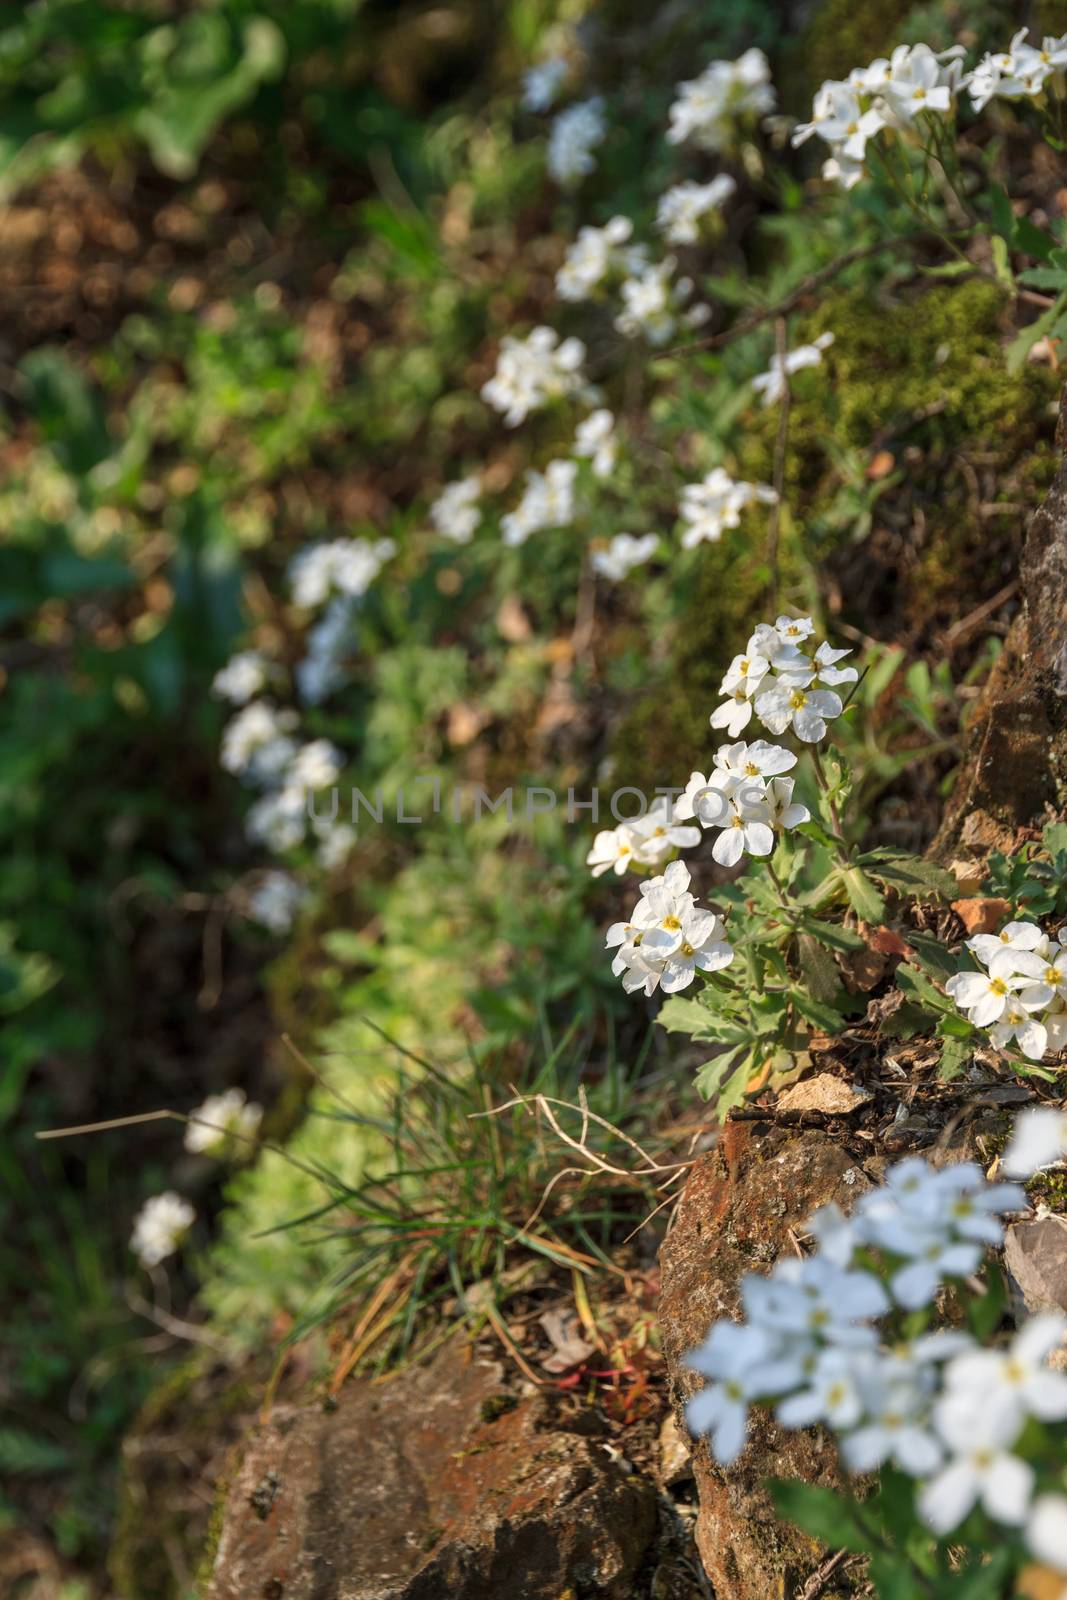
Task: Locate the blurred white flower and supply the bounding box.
[591,532,660,581]
[656,175,736,244]
[430,475,482,543]
[547,98,606,185]
[185,1087,263,1155]
[131,1192,194,1267]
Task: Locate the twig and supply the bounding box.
[796,1547,852,1600]
[766,315,791,613]
[661,236,921,361]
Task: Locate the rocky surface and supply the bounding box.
[205,1335,659,1600]
[935,389,1067,856]
[657,1124,871,1600]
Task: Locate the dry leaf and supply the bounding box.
[952,897,1011,935]
[538,1308,596,1374]
[496,594,531,642]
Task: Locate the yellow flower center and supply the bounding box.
[913,86,926,100]
[827,1382,847,1407]
[789,689,808,710]
[619,843,631,855]
[744,762,759,776]
[680,940,695,957]
[989,977,1008,996]
[662,914,681,931]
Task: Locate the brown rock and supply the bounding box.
[206,1336,657,1600]
[936,388,1067,855]
[657,1125,870,1600]
[1005,1214,1067,1318]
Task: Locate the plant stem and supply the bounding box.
[810,747,847,850]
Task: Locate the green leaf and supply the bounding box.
[796,916,865,953]
[967,1262,1008,1341]
[657,996,722,1040]
[906,931,960,981]
[937,1033,971,1082]
[768,1480,877,1554]
[791,988,848,1033]
[858,850,957,903]
[990,233,1013,287]
[840,867,886,923]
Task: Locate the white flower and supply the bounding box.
[709,658,768,738]
[804,84,886,160]
[573,409,617,478]
[776,1347,865,1431]
[755,675,843,743]
[131,1192,195,1267]
[942,1315,1067,1433]
[1003,1105,1067,1176]
[1027,1494,1067,1574]
[841,1359,944,1477]
[591,532,660,581]
[501,459,577,547]
[614,860,734,996]
[185,1088,263,1154]
[679,468,777,549]
[481,326,587,427]
[969,31,1067,111]
[667,49,776,153]
[615,257,687,345]
[752,332,834,408]
[556,216,637,300]
[674,769,732,828]
[711,783,775,867]
[763,775,811,833]
[746,1255,889,1344]
[315,820,357,870]
[297,596,355,704]
[212,650,270,705]
[946,956,1040,1028]
[967,918,1049,968]
[706,739,797,796]
[220,701,298,782]
[656,175,736,244]
[289,537,396,608]
[628,796,702,864]
[547,98,606,185]
[431,475,481,543]
[880,43,956,123]
[522,56,569,113]
[990,997,1050,1062]
[685,1319,774,1464]
[920,1394,1033,1533]
[285,739,343,795]
[247,871,306,933]
[888,1233,985,1310]
[246,789,306,852]
[587,823,642,877]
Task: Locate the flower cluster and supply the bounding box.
[678,467,777,550]
[430,474,482,544]
[947,919,1067,1062]
[587,796,700,879]
[751,331,834,407]
[676,740,810,868]
[289,536,396,609]
[795,44,966,189]
[481,326,588,427]
[709,615,857,741]
[184,1087,263,1155]
[572,408,617,478]
[969,30,1067,113]
[212,649,271,705]
[130,1191,195,1267]
[685,1156,1067,1569]
[247,870,308,933]
[606,859,734,995]
[547,97,606,185]
[614,255,708,346]
[667,48,775,152]
[656,175,736,245]
[591,531,660,582]
[501,459,577,547]
[522,55,569,114]
[555,216,643,301]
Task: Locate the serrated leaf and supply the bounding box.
[797,915,866,953]
[858,849,957,903]
[937,1033,971,1081]
[791,988,848,1032]
[840,867,886,923]
[658,996,729,1041]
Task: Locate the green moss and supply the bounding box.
[610,279,1058,786]
[789,0,914,100]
